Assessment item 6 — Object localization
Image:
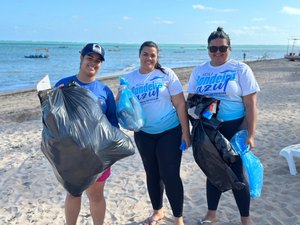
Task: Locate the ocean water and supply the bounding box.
[0,41,287,94]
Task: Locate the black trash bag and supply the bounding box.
[187,94,239,164]
[38,82,135,196]
[203,121,239,165]
[187,94,245,192]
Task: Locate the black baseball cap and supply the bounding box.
[80,43,105,61]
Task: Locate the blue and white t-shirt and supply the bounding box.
[124,68,183,134]
[187,59,260,121]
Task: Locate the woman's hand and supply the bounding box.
[181,131,191,150]
[243,93,258,149]
[246,135,255,149]
[171,93,192,151]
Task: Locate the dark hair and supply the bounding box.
[139,41,166,74]
[207,27,231,46]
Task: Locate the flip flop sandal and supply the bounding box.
[200,219,213,225]
[144,217,162,225]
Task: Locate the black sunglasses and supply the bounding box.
[208,45,229,53]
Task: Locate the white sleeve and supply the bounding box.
[238,63,260,96]
[165,68,183,96]
[187,67,199,94]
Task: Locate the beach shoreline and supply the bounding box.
[0,58,300,225]
[0,41,287,95]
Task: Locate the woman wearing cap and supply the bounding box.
[55,43,118,225]
[187,27,259,225]
[119,41,191,225]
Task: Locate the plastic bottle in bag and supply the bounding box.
[202,101,217,119]
[202,109,213,119]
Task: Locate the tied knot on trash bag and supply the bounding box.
[117,77,145,131]
[38,81,135,196]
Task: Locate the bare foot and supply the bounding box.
[241,216,253,225]
[201,210,217,223]
[174,216,184,225]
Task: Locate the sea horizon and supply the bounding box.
[0,41,288,94]
[0,40,288,46]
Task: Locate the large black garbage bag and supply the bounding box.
[188,94,245,192]
[203,120,239,165]
[38,82,135,196]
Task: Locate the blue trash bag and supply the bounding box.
[117,77,145,131]
[230,130,264,198]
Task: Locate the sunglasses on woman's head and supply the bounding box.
[208,45,229,53]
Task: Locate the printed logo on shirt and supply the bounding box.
[196,70,237,95]
[150,76,164,81]
[131,81,163,104]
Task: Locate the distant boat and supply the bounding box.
[24,48,49,59]
[173,50,185,53]
[284,37,300,61]
[173,46,186,53]
[108,46,120,52]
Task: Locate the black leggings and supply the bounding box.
[206,117,250,217]
[134,125,183,217]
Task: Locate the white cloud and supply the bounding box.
[161,20,173,24]
[232,25,283,36]
[252,17,265,21]
[154,17,174,25]
[263,25,281,32]
[72,15,83,20]
[122,16,131,20]
[192,4,238,12]
[192,4,212,10]
[281,6,300,15]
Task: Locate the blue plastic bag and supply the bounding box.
[231,130,264,198]
[117,77,145,131]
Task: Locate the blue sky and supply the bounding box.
[2,0,300,44]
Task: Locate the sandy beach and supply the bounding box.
[0,58,300,225]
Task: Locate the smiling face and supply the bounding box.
[139,46,158,74]
[79,53,102,81]
[208,38,231,66]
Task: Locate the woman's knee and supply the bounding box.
[86,182,105,202]
[66,193,81,201]
[87,192,104,203]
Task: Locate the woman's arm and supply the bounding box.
[171,93,191,148]
[243,92,258,148]
[105,88,119,128]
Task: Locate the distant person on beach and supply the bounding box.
[120,41,191,225]
[243,52,246,61]
[55,43,118,225]
[187,27,260,225]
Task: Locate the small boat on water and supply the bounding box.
[108,46,120,52]
[24,48,49,59]
[284,37,300,61]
